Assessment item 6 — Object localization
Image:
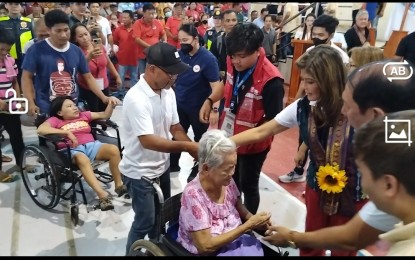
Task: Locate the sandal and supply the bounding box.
[2,155,13,163]
[115,185,128,197]
[0,171,14,183]
[99,197,114,211]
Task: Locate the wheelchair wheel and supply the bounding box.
[21,145,61,210]
[71,205,79,226]
[128,239,166,256]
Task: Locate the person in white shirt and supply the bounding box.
[278,3,301,59]
[294,13,315,41]
[120,42,198,255]
[88,3,114,55]
[354,110,415,256]
[306,15,349,64]
[252,8,268,29]
[323,5,348,51]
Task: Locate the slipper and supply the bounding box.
[2,155,13,163]
[0,171,14,183]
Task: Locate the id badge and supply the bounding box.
[96,78,104,90]
[221,111,235,137]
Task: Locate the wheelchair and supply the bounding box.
[127,177,289,256]
[20,109,125,226]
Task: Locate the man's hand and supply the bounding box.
[209,111,219,127]
[187,142,199,160]
[103,96,122,106]
[27,101,40,116]
[115,76,122,89]
[199,99,212,124]
[0,100,7,111]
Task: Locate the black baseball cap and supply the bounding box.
[144,42,190,75]
[213,10,222,19]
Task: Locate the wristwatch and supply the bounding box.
[212,107,219,113]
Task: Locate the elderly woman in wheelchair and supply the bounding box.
[177,129,272,256]
[36,96,127,211]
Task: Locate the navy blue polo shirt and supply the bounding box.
[175,47,220,111]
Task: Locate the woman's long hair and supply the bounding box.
[296,45,347,127]
[301,13,316,40]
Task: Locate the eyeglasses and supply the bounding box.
[154,65,178,81]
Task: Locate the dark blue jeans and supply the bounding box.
[123,169,171,255]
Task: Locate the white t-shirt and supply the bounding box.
[119,75,180,179]
[96,16,112,53]
[274,98,300,128]
[358,201,400,232]
[306,41,350,64]
[332,32,348,51]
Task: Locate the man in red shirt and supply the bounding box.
[133,3,166,75]
[165,3,183,49]
[113,10,138,98]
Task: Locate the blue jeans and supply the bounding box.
[138,59,147,75]
[118,65,138,96]
[123,169,171,255]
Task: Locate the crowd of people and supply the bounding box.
[0,1,415,257]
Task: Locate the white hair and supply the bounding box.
[198,129,236,170]
[356,10,369,19]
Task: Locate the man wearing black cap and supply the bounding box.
[119,42,198,255]
[204,9,224,51]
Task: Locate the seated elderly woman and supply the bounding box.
[177,129,272,256]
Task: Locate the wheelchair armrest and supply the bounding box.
[93,119,118,129]
[38,134,67,143]
[161,235,194,256]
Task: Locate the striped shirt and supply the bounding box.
[0,56,18,114]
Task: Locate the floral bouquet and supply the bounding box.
[316,163,348,215]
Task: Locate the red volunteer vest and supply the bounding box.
[220,47,283,154]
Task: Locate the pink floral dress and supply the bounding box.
[177,176,242,254]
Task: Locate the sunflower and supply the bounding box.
[317,164,348,194]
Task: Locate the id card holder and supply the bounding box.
[96,78,104,90]
[221,111,235,137]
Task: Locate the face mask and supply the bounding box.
[165,11,172,18]
[312,37,329,46]
[180,41,194,54]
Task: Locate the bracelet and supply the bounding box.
[206,97,213,108]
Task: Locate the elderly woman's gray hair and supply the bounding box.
[198,129,236,170]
